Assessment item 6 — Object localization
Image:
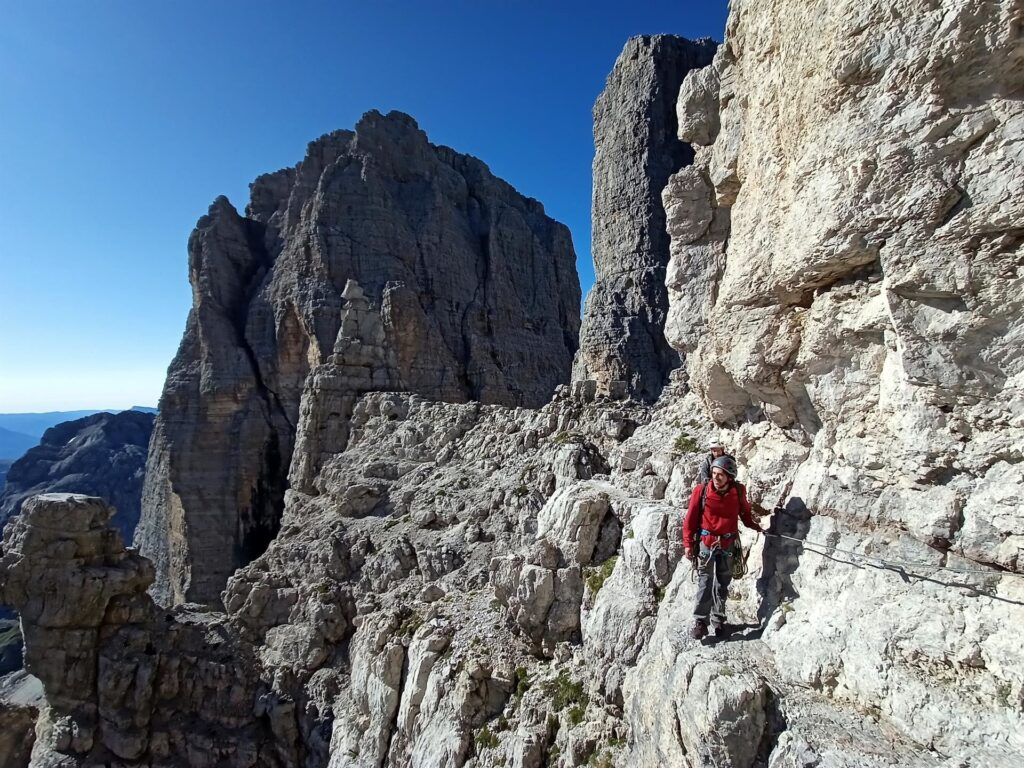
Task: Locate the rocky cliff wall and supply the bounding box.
[137,111,581,607]
[1,495,284,768]
[11,372,1020,767]
[573,35,716,402]
[0,409,154,677]
[658,0,1024,763]
[7,2,1024,767]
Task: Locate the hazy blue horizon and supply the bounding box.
[0,0,729,412]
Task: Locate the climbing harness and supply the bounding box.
[689,542,712,583]
[688,480,753,581]
[734,536,753,579]
[689,538,750,581]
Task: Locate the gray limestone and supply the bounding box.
[137,111,581,607]
[10,4,1024,766]
[573,35,716,402]
[0,410,154,543]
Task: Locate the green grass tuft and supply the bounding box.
[514,666,532,700]
[398,613,422,637]
[544,670,589,715]
[673,432,699,453]
[585,556,619,596]
[476,724,499,750]
[996,682,1013,707]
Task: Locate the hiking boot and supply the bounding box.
[711,621,731,639]
[690,618,708,640]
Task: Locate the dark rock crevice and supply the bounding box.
[574,35,717,402]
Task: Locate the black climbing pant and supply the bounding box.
[693,545,732,624]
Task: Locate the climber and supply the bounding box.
[696,439,734,484]
[683,455,763,640]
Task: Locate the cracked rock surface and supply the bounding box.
[7,1,1024,766]
[573,34,716,402]
[136,110,581,607]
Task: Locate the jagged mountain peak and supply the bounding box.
[4,2,1022,767]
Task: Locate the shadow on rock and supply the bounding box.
[757,496,811,627]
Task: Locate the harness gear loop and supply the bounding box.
[690,538,720,582]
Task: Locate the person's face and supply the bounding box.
[711,467,730,489]
[711,447,724,458]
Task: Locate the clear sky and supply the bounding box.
[0,0,729,413]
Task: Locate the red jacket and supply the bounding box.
[683,481,759,548]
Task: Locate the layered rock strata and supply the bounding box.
[9,1,1024,765]
[12,374,1020,767]
[1,395,678,767]
[0,494,288,768]
[0,410,154,674]
[138,111,581,607]
[573,35,716,402]
[657,0,1024,764]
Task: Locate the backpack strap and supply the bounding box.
[698,480,743,532]
[696,482,709,535]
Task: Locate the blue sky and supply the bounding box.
[0,0,728,412]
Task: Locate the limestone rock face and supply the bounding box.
[668,0,1024,467]
[667,0,1024,538]
[574,35,716,402]
[0,494,292,768]
[0,410,153,676]
[12,3,1024,765]
[657,0,1024,765]
[138,111,581,607]
[0,410,154,542]
[5,380,1023,767]
[0,670,40,768]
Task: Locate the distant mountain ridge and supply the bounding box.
[0,407,157,441]
[0,407,157,462]
[0,428,37,462]
[0,410,155,542]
